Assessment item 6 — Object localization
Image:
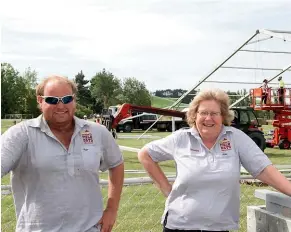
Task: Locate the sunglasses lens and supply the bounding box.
[45,97,59,105]
[62,96,73,104]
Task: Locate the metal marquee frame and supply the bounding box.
[170,29,291,110]
[138,29,291,138]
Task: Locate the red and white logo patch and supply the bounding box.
[81,130,93,144]
[219,138,232,151]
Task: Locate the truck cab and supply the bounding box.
[117,113,158,132]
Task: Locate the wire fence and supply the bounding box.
[3,175,290,232]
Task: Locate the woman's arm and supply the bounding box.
[256,165,291,197]
[138,147,172,197]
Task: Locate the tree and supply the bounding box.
[75,103,93,118]
[74,71,92,107]
[1,63,26,117]
[120,77,151,106]
[22,67,40,116]
[1,64,41,118]
[23,67,38,89]
[90,69,122,108]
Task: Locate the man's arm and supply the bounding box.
[97,163,124,232]
[106,162,124,211]
[1,123,28,177]
[97,125,124,232]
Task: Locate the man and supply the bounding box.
[1,75,124,232]
[278,76,285,104]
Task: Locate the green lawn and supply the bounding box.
[1,120,19,134]
[1,120,290,232]
[151,95,189,109]
[151,95,176,108]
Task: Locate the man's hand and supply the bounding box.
[96,208,117,232]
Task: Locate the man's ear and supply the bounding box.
[37,96,43,104]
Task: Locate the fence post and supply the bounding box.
[247,189,291,232]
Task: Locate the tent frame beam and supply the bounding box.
[240,49,291,54]
[221,66,291,71]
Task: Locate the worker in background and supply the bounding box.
[278,76,285,104]
[261,79,269,105]
[96,114,101,124]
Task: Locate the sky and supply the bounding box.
[1,0,291,92]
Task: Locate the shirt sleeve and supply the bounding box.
[234,129,272,177]
[99,126,124,172]
[1,123,28,177]
[142,131,178,162]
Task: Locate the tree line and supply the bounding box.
[1,63,151,118]
[1,63,271,120]
[154,88,252,106]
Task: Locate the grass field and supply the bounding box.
[151,96,176,108]
[151,96,188,108]
[1,119,290,232]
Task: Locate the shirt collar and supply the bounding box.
[27,114,90,132]
[186,125,232,139]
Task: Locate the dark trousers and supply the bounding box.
[163,228,229,232]
[262,93,268,104]
[163,212,229,232]
[279,87,284,104]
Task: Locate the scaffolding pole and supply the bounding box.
[259,29,291,42]
[240,49,291,54]
[221,66,291,71]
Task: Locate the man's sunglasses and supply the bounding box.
[41,95,74,105]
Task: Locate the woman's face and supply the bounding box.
[195,100,223,141]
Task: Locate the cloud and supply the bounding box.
[2,0,204,61]
[1,0,291,91]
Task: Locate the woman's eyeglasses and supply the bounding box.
[197,111,221,118]
[41,95,74,105]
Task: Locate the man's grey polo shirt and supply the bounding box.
[144,126,272,231]
[1,115,123,232]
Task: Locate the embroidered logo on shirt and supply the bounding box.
[219,138,232,151]
[81,130,93,144]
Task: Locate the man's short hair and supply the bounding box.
[36,75,77,96]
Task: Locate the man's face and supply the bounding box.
[37,80,76,124]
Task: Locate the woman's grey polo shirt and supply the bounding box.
[1,115,123,232]
[144,126,272,231]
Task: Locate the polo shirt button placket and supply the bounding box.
[67,152,75,176]
[208,150,217,171]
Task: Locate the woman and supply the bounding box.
[138,89,291,232]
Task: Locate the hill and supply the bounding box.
[151,96,188,109]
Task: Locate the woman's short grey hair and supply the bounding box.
[36,75,77,96]
[186,88,234,128]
